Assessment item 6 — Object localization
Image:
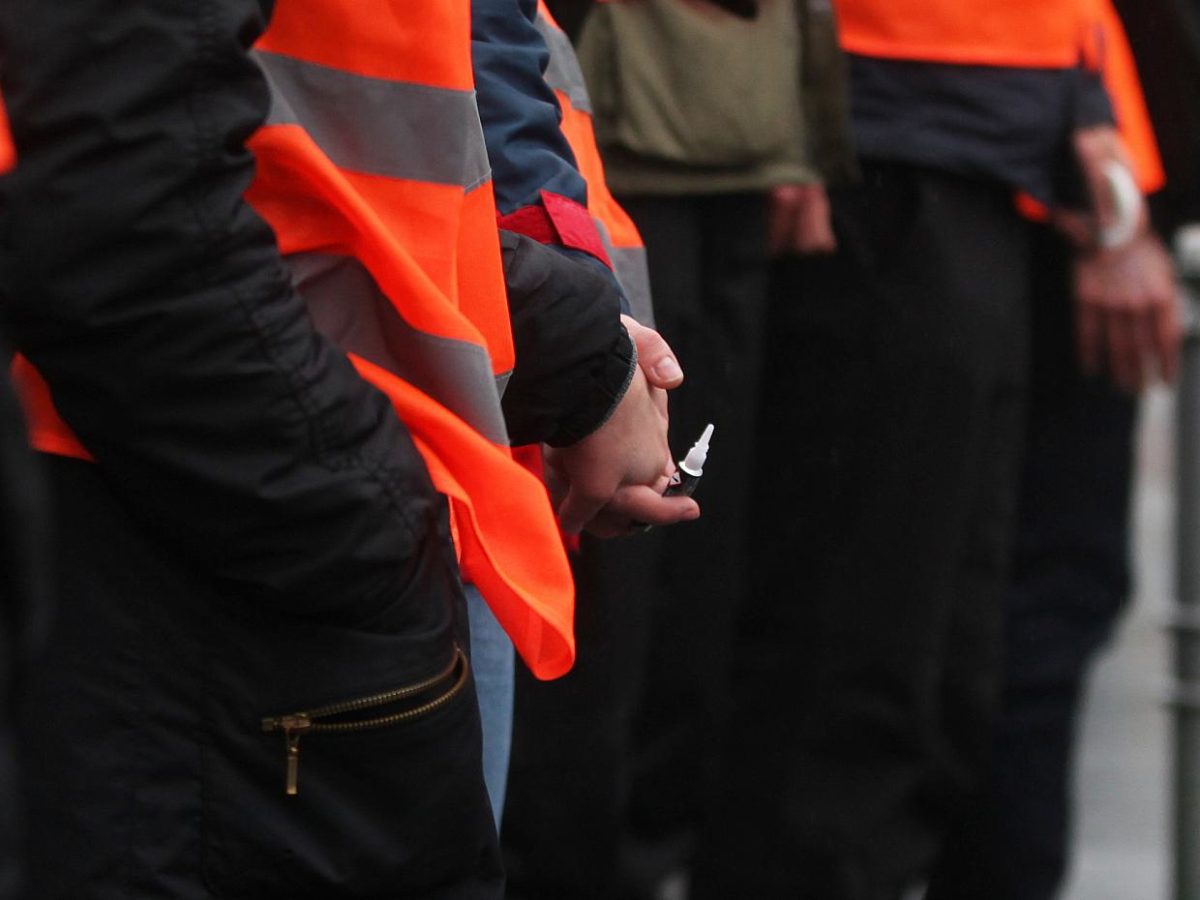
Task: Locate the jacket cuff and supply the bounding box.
[548,325,636,448]
[497,190,614,269]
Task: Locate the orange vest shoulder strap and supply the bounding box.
[1096,0,1164,192]
[836,0,1100,70]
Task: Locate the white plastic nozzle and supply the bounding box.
[680,423,714,476]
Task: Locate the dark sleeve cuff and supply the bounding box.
[499,231,635,447]
[550,325,636,447]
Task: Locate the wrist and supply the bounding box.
[1095,161,1146,251]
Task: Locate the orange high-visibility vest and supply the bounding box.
[12,1,577,680]
[836,0,1104,70]
[534,1,653,324]
[1096,0,1164,193]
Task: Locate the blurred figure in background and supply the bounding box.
[694,1,1179,897]
[503,1,854,897]
[934,2,1198,897]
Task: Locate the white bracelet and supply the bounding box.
[1097,160,1143,250]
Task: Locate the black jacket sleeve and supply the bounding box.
[499,231,634,447]
[0,0,445,624]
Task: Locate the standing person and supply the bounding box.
[0,0,689,896]
[470,0,685,826]
[932,2,1185,897]
[691,0,1180,897]
[502,2,854,897]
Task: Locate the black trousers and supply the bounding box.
[926,228,1137,900]
[503,192,771,899]
[18,457,502,899]
[691,164,1032,899]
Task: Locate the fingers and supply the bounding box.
[1074,234,1182,391]
[622,315,684,389]
[1153,292,1182,384]
[556,480,612,535]
[584,485,700,538]
[1105,307,1144,394]
[1075,284,1103,377]
[770,184,838,256]
[795,184,837,255]
[1145,240,1182,384]
[768,186,801,256]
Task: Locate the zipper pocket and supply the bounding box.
[261,644,469,796]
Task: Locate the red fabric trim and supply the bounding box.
[540,191,612,267]
[1014,192,1051,223]
[497,192,613,269]
[498,205,558,243]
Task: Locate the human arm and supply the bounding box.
[1044,13,1180,394]
[474,0,695,532]
[1066,121,1179,392]
[501,235,695,532]
[768,183,837,256]
[1072,221,1179,393]
[0,0,451,624]
[767,0,856,258]
[472,0,617,275]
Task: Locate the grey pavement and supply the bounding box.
[1064,386,1174,900]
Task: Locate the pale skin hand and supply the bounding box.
[545,316,699,535]
[1060,126,1181,393]
[1073,232,1180,394]
[768,182,837,256]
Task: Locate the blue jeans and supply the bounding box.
[465,584,515,830]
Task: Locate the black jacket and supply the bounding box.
[0,0,629,623]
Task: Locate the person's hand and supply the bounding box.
[624,314,683,389]
[544,317,700,535]
[545,358,674,533]
[1073,231,1181,393]
[768,183,837,257]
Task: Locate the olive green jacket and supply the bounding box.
[577,0,856,196]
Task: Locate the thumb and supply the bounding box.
[622,315,684,389]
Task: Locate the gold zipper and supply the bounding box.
[261,644,469,796]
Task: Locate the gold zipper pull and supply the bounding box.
[262,713,312,796]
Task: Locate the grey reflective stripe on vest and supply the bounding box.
[534,13,593,115]
[254,50,491,191]
[288,253,511,446]
[594,218,654,327]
